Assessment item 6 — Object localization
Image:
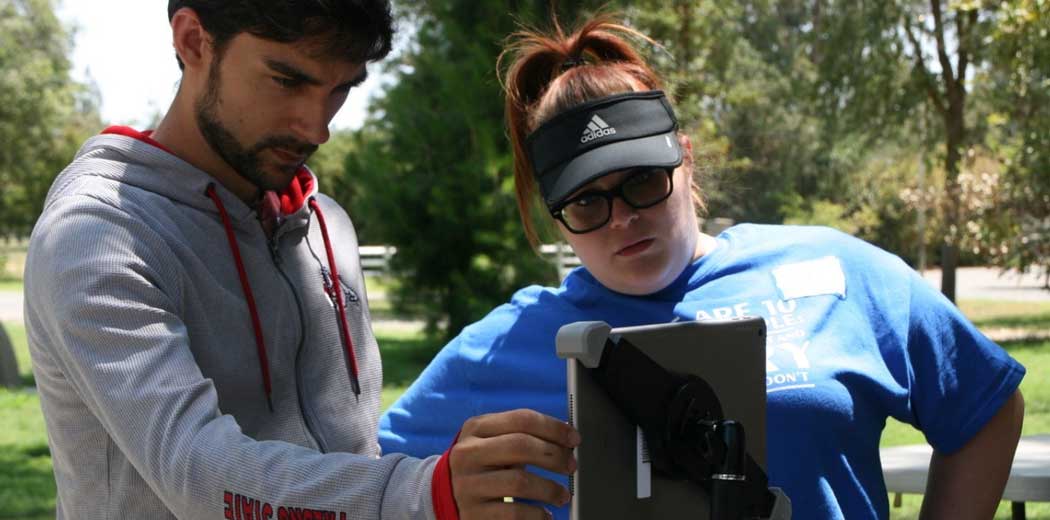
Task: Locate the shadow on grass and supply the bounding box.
[379,334,440,387]
[999,336,1050,352]
[973,312,1050,331]
[0,442,56,519]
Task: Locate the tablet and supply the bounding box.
[556,318,768,520]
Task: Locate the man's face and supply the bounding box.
[195,33,367,193]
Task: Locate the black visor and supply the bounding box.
[525,90,683,210]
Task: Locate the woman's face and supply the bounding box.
[557,135,701,295]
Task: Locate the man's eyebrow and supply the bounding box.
[265,59,322,86]
[265,58,368,91]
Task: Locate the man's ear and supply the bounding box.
[171,8,211,72]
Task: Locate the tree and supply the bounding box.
[342,2,613,342]
[981,0,1050,287]
[624,1,916,236]
[805,0,1002,302]
[0,0,101,238]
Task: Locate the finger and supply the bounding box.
[452,432,576,475]
[463,409,580,448]
[461,500,553,520]
[456,468,570,509]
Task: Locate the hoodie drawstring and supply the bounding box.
[205,184,363,411]
[205,183,275,412]
[309,197,361,398]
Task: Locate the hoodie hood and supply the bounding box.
[45,126,362,405]
[45,126,319,234]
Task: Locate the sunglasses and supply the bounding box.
[551,167,674,234]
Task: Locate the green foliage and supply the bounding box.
[340,2,597,342]
[0,0,102,238]
[331,0,1050,340]
[980,0,1050,285]
[306,130,384,241]
[621,2,920,231]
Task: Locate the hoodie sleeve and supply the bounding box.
[25,194,439,520]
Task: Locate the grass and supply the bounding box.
[0,389,56,520]
[0,280,22,293]
[376,326,438,411]
[959,299,1050,332]
[884,335,1050,518]
[1,297,1048,517]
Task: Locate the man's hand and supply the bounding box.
[450,409,580,519]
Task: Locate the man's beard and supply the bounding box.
[195,59,317,193]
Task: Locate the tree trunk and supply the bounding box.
[940,88,965,304]
[0,323,20,388]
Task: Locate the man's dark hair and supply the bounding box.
[167,0,394,70]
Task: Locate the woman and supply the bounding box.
[380,15,1025,519]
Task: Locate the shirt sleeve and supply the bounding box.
[379,330,480,458]
[903,269,1026,454]
[26,195,438,520]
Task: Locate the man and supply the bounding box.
[24,2,576,519]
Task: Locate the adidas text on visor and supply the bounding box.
[525,90,683,210]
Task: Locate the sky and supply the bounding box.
[56,0,386,130]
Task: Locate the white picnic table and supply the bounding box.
[881,434,1050,519]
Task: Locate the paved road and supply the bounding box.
[1,267,1047,324]
[0,291,20,323]
[920,267,1049,302]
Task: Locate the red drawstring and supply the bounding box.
[206,184,275,411]
[309,197,361,398]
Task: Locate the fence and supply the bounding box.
[360,217,734,280]
[358,245,397,277]
[358,244,581,279]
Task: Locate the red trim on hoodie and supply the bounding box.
[431,434,461,520]
[280,169,314,215]
[102,125,174,155]
[103,126,315,215]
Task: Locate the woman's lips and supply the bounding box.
[617,238,654,257]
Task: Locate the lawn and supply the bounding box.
[0,280,22,292]
[1,298,1048,518]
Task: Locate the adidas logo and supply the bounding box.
[580,114,617,143]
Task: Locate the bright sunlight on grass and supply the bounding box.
[1,297,1048,518]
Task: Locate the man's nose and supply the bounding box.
[291,100,332,146]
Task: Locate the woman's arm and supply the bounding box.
[920,389,1025,519]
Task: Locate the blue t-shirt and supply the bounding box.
[379,224,1025,519]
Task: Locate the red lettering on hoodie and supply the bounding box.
[262,502,274,519]
[224,491,235,519]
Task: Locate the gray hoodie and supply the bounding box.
[24,130,439,519]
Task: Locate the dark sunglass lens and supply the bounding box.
[562,194,610,232]
[623,169,671,207]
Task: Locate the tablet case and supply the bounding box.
[558,318,767,519]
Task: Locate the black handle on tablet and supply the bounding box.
[589,335,778,520]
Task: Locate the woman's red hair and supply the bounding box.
[498,14,666,247]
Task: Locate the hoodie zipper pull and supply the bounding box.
[269,237,282,265]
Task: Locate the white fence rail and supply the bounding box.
[359,218,734,280]
[358,245,398,277]
[358,244,580,279]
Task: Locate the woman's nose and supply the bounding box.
[607,196,639,229]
